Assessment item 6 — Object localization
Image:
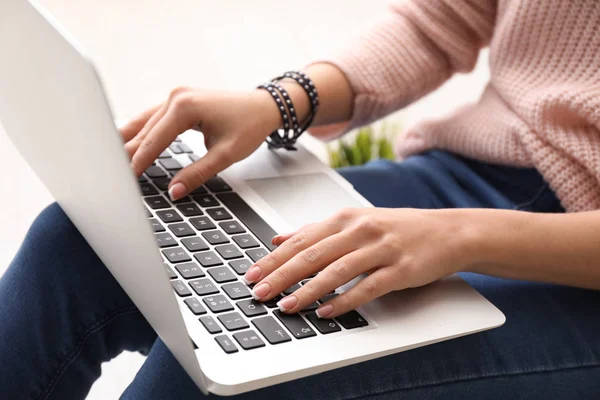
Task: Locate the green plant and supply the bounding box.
[327,122,400,168]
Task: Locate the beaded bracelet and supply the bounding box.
[257,70,319,150]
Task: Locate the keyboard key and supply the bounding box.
[233,330,265,350]
[171,196,192,204]
[215,335,238,354]
[203,295,234,313]
[163,263,177,279]
[156,209,183,223]
[180,237,209,252]
[218,220,245,234]
[145,207,152,218]
[217,193,278,251]
[189,278,219,296]
[283,283,301,295]
[158,150,171,159]
[189,216,216,231]
[155,232,177,248]
[153,177,171,191]
[159,158,183,171]
[169,143,183,154]
[264,294,282,308]
[168,222,195,237]
[302,302,319,312]
[162,247,191,263]
[336,310,368,329]
[222,282,252,300]
[145,165,167,178]
[229,259,252,275]
[252,316,292,344]
[206,207,232,221]
[149,218,165,232]
[207,266,237,283]
[202,230,229,245]
[215,244,243,260]
[190,185,208,195]
[194,251,223,267]
[232,234,259,249]
[177,203,203,217]
[145,196,170,209]
[236,299,268,317]
[319,293,338,304]
[178,142,194,153]
[139,175,148,183]
[205,177,232,192]
[140,182,158,196]
[274,310,316,339]
[306,312,342,334]
[173,137,182,143]
[175,262,205,279]
[193,194,219,208]
[199,315,222,334]
[246,248,268,263]
[184,298,207,315]
[217,312,249,331]
[171,280,192,297]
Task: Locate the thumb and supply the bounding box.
[167,145,233,201]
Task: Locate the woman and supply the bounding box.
[2,0,600,398]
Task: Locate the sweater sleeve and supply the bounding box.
[310,0,497,140]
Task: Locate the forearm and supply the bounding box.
[461,209,600,290]
[277,63,355,127]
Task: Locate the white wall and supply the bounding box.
[0,1,489,398]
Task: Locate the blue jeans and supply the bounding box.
[1,151,599,399]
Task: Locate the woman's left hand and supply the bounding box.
[243,207,477,319]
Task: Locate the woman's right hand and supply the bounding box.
[120,87,283,200]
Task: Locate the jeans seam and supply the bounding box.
[348,362,600,400]
[37,304,141,400]
[513,183,548,211]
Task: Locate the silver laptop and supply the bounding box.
[0,0,505,396]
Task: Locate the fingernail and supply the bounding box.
[271,235,281,245]
[251,283,271,300]
[276,295,298,312]
[168,182,187,201]
[315,304,334,318]
[243,266,261,284]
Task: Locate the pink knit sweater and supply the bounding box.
[316,0,600,212]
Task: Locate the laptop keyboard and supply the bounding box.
[142,138,368,354]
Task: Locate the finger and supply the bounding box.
[243,222,340,286]
[276,246,384,313]
[271,223,316,246]
[251,229,363,303]
[167,144,234,200]
[125,102,169,159]
[120,103,162,142]
[130,108,190,176]
[316,266,395,319]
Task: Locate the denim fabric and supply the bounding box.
[1,151,598,399]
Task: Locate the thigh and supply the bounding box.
[337,151,545,210]
[0,203,156,400]
[122,275,600,399]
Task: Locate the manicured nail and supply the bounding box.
[251,283,271,300]
[168,182,187,201]
[243,266,261,284]
[276,295,298,312]
[315,304,334,318]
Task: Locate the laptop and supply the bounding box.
[0,0,505,396]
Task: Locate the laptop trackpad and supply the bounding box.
[245,173,364,230]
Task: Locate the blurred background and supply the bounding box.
[0,0,489,398]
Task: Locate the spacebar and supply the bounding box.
[216,192,277,251]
